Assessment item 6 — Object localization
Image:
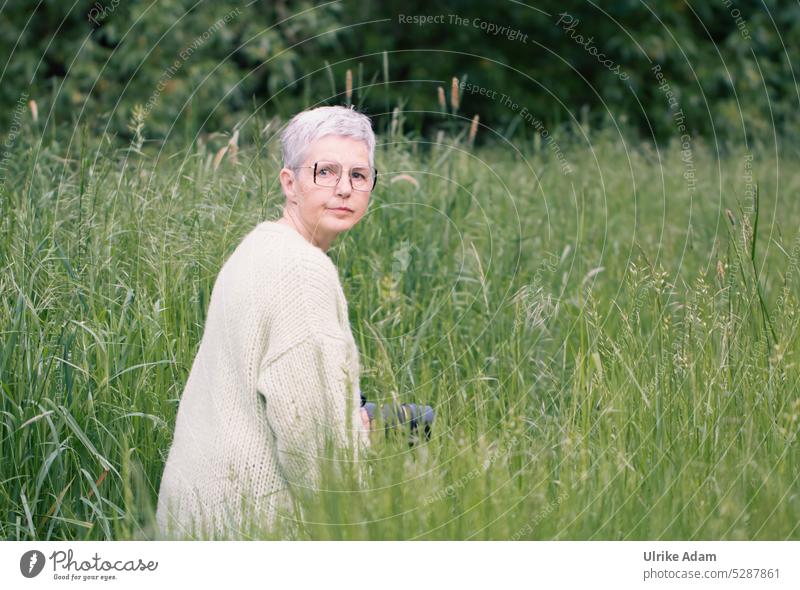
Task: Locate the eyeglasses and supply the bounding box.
[293,161,378,192]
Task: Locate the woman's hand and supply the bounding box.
[360,407,374,431]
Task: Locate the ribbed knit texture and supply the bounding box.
[155,220,368,539]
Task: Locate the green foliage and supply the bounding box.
[1,1,797,143]
[346,0,800,144]
[0,0,344,138]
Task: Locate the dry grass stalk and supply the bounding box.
[227,129,239,164]
[468,114,479,145]
[390,174,420,190]
[450,77,460,111]
[213,146,228,171]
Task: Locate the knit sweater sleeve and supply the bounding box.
[254,251,365,496]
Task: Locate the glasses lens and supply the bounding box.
[351,167,374,191]
[315,162,341,187]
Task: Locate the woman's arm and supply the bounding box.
[257,333,364,491]
[255,252,366,496]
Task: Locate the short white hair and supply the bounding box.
[280,105,376,170]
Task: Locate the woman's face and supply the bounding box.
[279,135,373,251]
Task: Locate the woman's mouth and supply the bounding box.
[328,207,353,213]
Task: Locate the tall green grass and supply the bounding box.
[1,114,798,540]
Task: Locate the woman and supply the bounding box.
[155,105,377,540]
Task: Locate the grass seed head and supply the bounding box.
[450,77,460,111]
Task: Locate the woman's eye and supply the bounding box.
[353,172,365,179]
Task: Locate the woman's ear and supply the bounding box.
[279,167,297,203]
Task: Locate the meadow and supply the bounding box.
[1,112,798,540]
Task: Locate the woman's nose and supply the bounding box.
[335,175,353,195]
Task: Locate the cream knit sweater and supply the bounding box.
[155,220,368,539]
